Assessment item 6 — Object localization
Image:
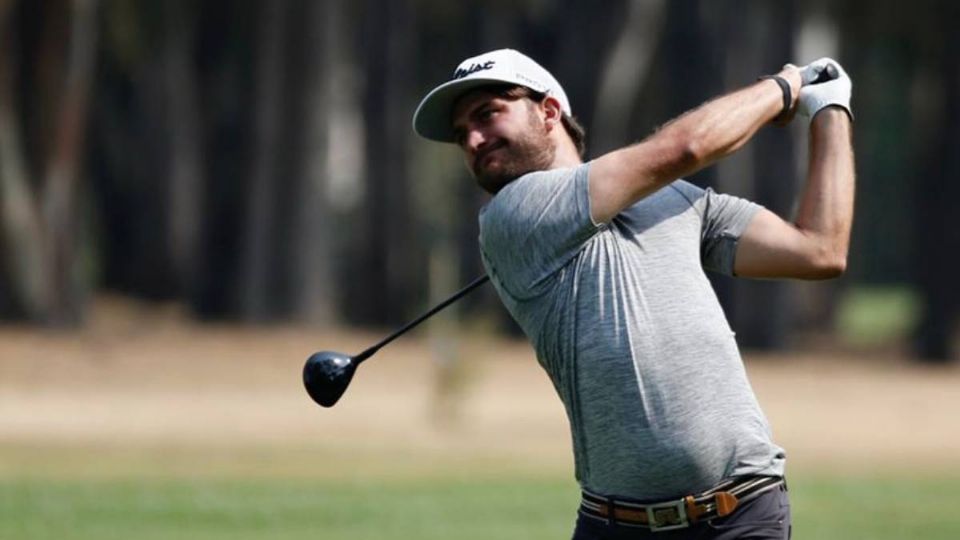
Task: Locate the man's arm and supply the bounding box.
[588,67,801,224]
[733,60,855,279]
[734,109,854,279]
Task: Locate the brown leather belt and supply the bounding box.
[579,476,784,532]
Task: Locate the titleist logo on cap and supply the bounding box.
[453,61,495,80]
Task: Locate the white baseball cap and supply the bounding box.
[412,49,572,142]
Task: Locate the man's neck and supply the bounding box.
[548,136,583,170]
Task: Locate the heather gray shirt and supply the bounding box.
[478,163,785,500]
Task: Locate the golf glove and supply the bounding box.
[797,57,853,121]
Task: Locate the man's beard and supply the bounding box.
[473,117,555,194]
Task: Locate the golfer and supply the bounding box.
[413,49,853,539]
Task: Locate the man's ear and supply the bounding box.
[541,96,563,130]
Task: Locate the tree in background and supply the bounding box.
[910,1,960,362]
[0,0,955,363]
[0,0,98,325]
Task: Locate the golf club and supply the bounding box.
[303,64,840,410]
[303,274,490,408]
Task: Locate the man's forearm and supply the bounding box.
[665,73,800,169]
[589,68,801,223]
[794,108,855,270]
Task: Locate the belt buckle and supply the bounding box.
[646,499,688,531]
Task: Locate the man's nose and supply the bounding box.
[465,130,487,153]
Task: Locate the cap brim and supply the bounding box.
[412,77,515,143]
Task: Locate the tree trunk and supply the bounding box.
[238,0,285,320]
[0,0,97,325]
[914,1,960,363]
[40,0,98,326]
[350,0,419,325]
[287,0,338,324]
[163,0,203,299]
[590,0,665,156]
[0,1,50,319]
[189,2,256,319]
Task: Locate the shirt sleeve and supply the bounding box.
[478,163,601,299]
[696,187,763,276]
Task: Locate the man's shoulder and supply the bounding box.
[481,165,588,221]
[505,165,586,196]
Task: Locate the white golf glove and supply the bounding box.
[797,57,853,121]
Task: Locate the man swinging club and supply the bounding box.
[412,49,854,539]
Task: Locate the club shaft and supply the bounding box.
[354,275,490,363]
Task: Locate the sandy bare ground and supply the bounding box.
[1,296,959,479]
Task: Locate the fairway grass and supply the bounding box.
[1,476,577,540]
[2,474,958,539]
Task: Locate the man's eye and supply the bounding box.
[479,109,494,121]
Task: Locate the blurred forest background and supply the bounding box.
[1,0,957,361]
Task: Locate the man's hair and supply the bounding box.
[489,85,587,158]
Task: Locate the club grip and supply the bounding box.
[812,63,839,84]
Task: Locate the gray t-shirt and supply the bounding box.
[478,163,785,500]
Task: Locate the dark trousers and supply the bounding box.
[572,483,791,540]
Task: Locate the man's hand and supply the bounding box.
[775,64,803,111]
[797,58,853,121]
[767,64,803,125]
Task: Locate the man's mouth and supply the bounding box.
[473,141,507,171]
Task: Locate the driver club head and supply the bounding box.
[303,350,357,407]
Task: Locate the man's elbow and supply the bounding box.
[681,121,748,167]
[807,250,847,279]
[680,139,707,169]
[659,123,705,169]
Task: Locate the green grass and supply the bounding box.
[793,476,960,539]
[1,474,958,539]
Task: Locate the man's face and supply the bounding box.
[451,90,555,194]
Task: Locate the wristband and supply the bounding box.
[759,75,791,125]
